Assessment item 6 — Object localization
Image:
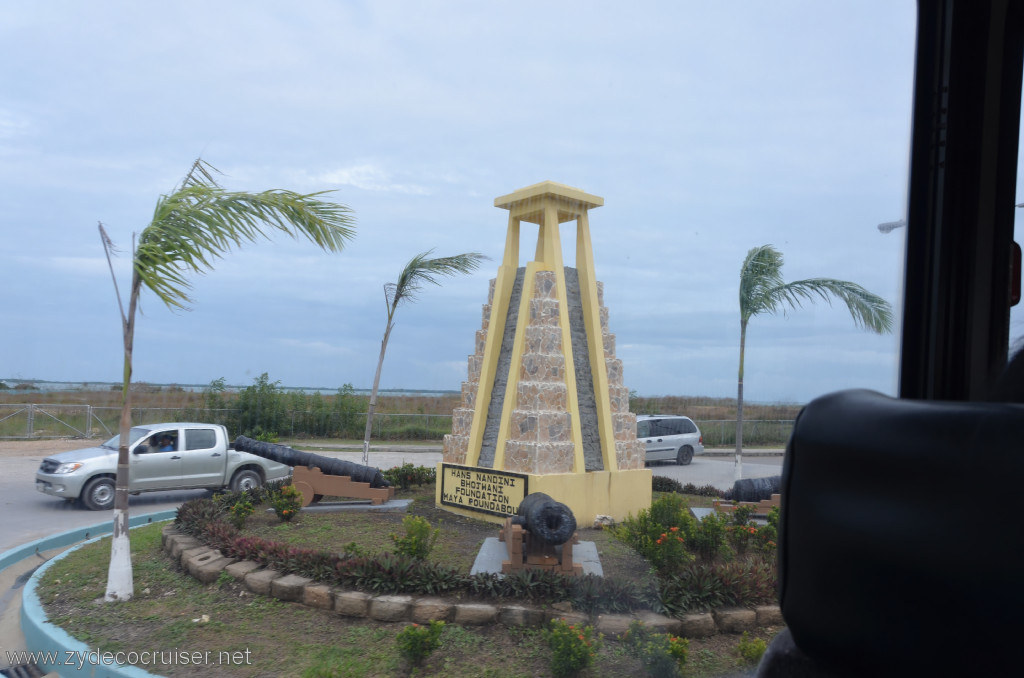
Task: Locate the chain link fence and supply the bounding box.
[0,404,455,441]
[2,403,795,446]
[694,419,795,448]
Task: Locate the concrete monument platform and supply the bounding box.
[470,537,603,577]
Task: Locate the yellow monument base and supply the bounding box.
[435,462,651,526]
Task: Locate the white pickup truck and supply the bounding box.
[35,422,290,510]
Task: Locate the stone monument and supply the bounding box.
[436,181,651,524]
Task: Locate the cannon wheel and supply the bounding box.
[293,481,317,507]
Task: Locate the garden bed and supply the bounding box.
[37,476,783,676]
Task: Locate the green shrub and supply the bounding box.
[614,494,698,574]
[622,620,689,677]
[680,483,725,498]
[545,619,600,677]
[736,632,767,665]
[652,476,684,493]
[252,429,279,443]
[228,498,255,529]
[271,484,303,522]
[390,514,439,560]
[382,463,436,489]
[688,510,732,562]
[658,560,777,615]
[395,620,445,667]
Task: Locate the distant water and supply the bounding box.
[0,379,457,397]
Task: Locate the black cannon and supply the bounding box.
[499,492,581,575]
[508,492,577,546]
[233,436,395,507]
[234,436,390,488]
[727,475,781,502]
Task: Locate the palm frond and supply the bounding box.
[739,244,894,334]
[765,278,895,334]
[135,180,356,309]
[739,244,786,322]
[387,250,488,309]
[180,158,220,189]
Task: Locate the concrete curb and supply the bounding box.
[10,510,177,678]
[0,512,167,574]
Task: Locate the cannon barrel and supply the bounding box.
[510,492,576,545]
[727,475,781,502]
[233,436,391,488]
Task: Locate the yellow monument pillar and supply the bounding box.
[436,181,651,525]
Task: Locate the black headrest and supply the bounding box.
[778,389,1024,676]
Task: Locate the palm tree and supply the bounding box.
[736,244,893,480]
[99,159,355,601]
[361,250,487,465]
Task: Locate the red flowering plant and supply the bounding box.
[545,619,601,678]
[648,525,696,575]
[271,483,303,522]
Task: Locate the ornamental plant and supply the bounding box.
[736,631,768,665]
[648,526,695,574]
[390,514,439,560]
[271,483,303,522]
[382,463,437,489]
[622,620,689,678]
[545,619,601,678]
[395,620,445,667]
[228,498,254,529]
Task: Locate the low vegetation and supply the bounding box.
[1,376,801,444]
[38,474,781,676]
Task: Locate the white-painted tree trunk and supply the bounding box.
[104,508,133,601]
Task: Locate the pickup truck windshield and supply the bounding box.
[99,428,152,450]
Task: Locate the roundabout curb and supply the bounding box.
[3,510,177,677]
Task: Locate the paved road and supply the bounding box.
[0,444,446,553]
[1,442,784,553]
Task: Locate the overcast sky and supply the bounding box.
[3,1,1017,404]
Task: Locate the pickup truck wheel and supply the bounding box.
[230,469,262,493]
[81,477,115,511]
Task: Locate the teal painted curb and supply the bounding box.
[0,511,175,574]
[10,511,177,677]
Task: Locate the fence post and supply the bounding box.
[27,404,35,438]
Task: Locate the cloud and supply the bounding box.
[277,338,356,358]
[304,163,431,195]
[28,256,112,277]
[0,109,30,140]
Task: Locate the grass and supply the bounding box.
[37,485,780,676]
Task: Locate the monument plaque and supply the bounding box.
[439,464,528,517]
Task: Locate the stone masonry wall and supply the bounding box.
[442,278,496,465]
[443,271,645,472]
[596,281,645,470]
[504,270,574,474]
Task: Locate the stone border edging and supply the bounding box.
[164,525,784,639]
[14,511,177,678]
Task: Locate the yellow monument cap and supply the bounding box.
[494,181,603,224]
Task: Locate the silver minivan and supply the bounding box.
[636,415,705,465]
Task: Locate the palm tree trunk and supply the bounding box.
[361,321,394,465]
[106,274,139,601]
[735,319,747,482]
